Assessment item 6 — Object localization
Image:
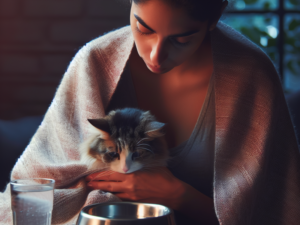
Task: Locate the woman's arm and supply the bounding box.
[86,167,219,225]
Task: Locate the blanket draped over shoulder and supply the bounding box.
[1,22,300,225]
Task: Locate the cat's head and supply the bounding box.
[80,108,168,173]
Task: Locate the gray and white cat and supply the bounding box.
[80,108,169,174]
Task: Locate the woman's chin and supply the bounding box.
[147,65,172,74]
[150,70,167,75]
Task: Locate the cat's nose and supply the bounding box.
[123,167,129,173]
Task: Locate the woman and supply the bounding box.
[1,0,299,224]
[87,0,226,224]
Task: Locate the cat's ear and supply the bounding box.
[145,121,165,138]
[88,119,111,139]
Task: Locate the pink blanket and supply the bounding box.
[1,22,300,225]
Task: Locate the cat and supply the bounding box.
[80,108,169,174]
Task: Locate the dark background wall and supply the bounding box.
[0,0,130,120]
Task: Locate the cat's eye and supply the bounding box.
[132,152,140,161]
[108,152,119,158]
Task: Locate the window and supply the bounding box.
[222,0,300,93]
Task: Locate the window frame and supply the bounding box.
[225,0,300,82]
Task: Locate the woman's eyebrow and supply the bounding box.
[134,14,200,37]
[134,14,155,32]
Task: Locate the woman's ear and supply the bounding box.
[208,0,229,31]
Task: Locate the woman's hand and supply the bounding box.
[86,167,219,224]
[86,167,185,210]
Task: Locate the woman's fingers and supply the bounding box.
[87,180,140,201]
[86,171,127,182]
[86,170,115,181]
[114,193,158,204]
[87,181,126,192]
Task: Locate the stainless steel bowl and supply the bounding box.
[76,202,176,225]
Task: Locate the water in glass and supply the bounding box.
[11,182,54,225]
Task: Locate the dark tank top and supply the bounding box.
[106,61,216,225]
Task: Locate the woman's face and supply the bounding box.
[130,0,211,74]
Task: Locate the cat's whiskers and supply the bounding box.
[136,144,152,150]
[137,147,154,153]
[137,143,151,147]
[136,138,150,145]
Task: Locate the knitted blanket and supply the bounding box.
[1,22,299,225]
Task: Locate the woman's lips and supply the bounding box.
[146,63,163,73]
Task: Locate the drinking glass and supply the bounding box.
[10,178,55,225]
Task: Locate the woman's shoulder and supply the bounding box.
[87,25,133,50]
[67,25,134,77]
[72,25,134,64]
[212,21,277,70]
[212,21,281,90]
[212,21,268,59]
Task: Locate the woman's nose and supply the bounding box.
[150,39,168,66]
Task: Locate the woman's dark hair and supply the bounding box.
[130,0,228,23]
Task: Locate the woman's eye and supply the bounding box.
[136,22,152,36]
[108,152,118,158]
[135,20,190,47]
[170,38,190,46]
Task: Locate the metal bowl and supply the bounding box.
[76,202,176,225]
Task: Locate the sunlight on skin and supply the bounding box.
[128,0,220,149]
[130,0,218,75]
